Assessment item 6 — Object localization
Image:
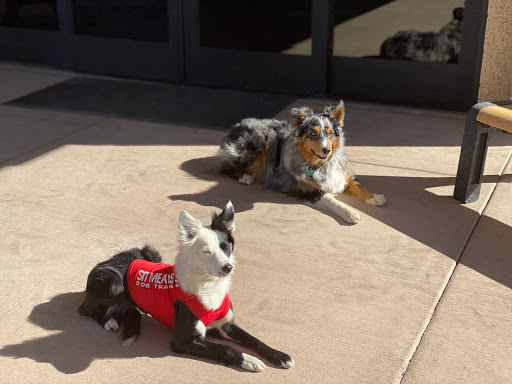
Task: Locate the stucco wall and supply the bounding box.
[478,0,512,101]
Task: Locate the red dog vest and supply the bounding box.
[127,259,231,328]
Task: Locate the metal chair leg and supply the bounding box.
[454,102,496,203]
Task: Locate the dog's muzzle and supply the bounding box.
[311,148,328,160]
[221,264,233,275]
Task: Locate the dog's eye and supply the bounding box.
[220,243,228,251]
[310,132,318,137]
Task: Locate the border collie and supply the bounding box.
[78,202,294,372]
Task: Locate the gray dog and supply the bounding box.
[379,7,464,63]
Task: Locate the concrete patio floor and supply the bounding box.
[0,62,511,384]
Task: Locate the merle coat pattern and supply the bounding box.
[379,7,464,63]
[215,101,386,224]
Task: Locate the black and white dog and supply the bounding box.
[78,202,294,372]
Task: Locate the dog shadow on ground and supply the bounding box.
[168,156,356,225]
[170,156,512,290]
[0,292,168,373]
[0,292,263,374]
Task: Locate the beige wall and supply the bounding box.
[478,0,512,101]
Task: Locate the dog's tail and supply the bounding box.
[140,245,162,263]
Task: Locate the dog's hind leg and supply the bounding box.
[344,174,386,207]
[237,173,254,185]
[233,149,267,185]
[119,307,142,346]
[308,193,361,224]
[78,266,126,331]
[79,297,122,333]
[237,148,267,185]
[216,119,270,183]
[104,303,132,332]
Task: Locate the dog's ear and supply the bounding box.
[291,107,313,128]
[453,7,463,21]
[212,201,236,233]
[179,211,203,241]
[328,100,345,127]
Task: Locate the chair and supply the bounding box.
[453,101,512,203]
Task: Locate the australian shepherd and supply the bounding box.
[78,202,294,372]
[215,101,386,224]
[379,7,464,63]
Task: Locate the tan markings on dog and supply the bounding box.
[313,127,320,135]
[297,137,319,166]
[327,137,340,160]
[330,104,345,126]
[326,127,332,135]
[297,138,331,166]
[344,174,374,201]
[245,149,266,176]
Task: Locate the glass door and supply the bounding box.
[330,0,488,108]
[0,0,184,82]
[0,0,489,108]
[183,0,330,94]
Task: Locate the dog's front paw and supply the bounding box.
[241,353,266,372]
[238,174,254,185]
[267,351,295,368]
[342,209,361,224]
[104,319,119,332]
[365,194,386,207]
[281,357,295,368]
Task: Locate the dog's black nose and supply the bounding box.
[322,147,331,155]
[222,264,233,274]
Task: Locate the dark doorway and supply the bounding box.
[0,0,489,109]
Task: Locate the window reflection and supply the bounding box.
[199,0,312,56]
[334,1,465,63]
[0,0,58,30]
[72,0,168,42]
